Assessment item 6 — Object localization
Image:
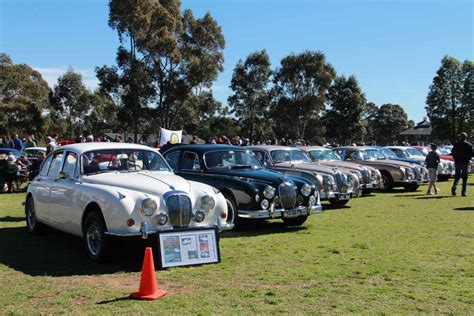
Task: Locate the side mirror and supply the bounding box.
[58,171,69,180]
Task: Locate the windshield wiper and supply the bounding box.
[230,165,253,169]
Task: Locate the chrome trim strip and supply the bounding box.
[237,206,309,219]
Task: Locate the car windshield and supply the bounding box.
[378,148,397,159]
[361,149,386,160]
[406,148,425,157]
[437,148,451,155]
[308,150,341,161]
[270,150,312,163]
[204,150,262,169]
[81,149,171,175]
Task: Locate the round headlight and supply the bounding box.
[194,210,205,222]
[309,195,317,205]
[260,199,269,210]
[156,212,168,225]
[141,198,157,216]
[200,195,215,212]
[263,186,275,199]
[301,183,312,197]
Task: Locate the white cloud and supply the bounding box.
[33,67,99,90]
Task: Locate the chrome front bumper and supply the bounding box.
[105,219,234,239]
[238,204,322,219]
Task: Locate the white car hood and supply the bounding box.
[81,171,191,196]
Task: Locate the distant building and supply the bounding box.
[400,117,432,145]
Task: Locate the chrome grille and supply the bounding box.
[165,192,192,228]
[334,172,348,193]
[278,182,297,210]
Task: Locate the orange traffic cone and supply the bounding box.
[130,247,167,300]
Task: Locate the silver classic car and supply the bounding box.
[303,146,381,194]
[334,146,426,191]
[248,146,361,206]
[25,143,232,261]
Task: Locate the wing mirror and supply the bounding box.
[58,171,69,179]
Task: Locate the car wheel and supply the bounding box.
[25,197,44,234]
[282,215,308,226]
[362,189,372,195]
[83,211,110,262]
[380,172,394,191]
[329,199,350,206]
[223,193,240,226]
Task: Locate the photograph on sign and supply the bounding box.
[158,229,220,268]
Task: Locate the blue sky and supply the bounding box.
[1,0,472,122]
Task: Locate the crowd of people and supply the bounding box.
[0,131,472,196]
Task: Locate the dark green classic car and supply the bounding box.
[163,145,322,227]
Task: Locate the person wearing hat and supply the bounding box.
[28,151,45,181]
[4,155,19,192]
[451,132,473,196]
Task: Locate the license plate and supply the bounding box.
[284,209,301,218]
[339,194,350,200]
[366,184,372,188]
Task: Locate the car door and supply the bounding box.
[176,151,205,183]
[49,151,81,234]
[30,153,54,221]
[43,150,66,225]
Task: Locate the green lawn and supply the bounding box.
[0,178,473,314]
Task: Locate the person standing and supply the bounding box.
[425,144,440,195]
[451,132,473,197]
[12,134,23,151]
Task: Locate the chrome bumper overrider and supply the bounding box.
[238,205,322,219]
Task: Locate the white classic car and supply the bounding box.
[25,143,232,261]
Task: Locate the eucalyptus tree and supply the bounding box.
[272,51,335,141]
[325,75,366,145]
[99,0,225,140]
[228,50,272,141]
[0,53,50,136]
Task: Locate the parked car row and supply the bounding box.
[24,142,458,263]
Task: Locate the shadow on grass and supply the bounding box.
[0,216,25,222]
[96,297,132,305]
[454,207,474,211]
[322,204,351,210]
[221,220,307,239]
[393,194,426,198]
[416,196,456,200]
[0,226,150,277]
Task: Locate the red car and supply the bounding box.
[412,146,454,161]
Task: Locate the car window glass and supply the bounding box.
[62,152,77,177]
[40,155,53,177]
[165,151,180,170]
[81,149,170,175]
[47,151,64,178]
[181,152,200,171]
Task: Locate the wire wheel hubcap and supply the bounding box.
[86,221,102,256]
[27,200,36,230]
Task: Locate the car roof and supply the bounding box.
[53,142,157,155]
[247,145,305,151]
[164,144,246,155]
[385,146,410,150]
[335,146,378,150]
[24,147,46,151]
[303,146,327,151]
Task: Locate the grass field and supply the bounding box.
[0,178,473,314]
